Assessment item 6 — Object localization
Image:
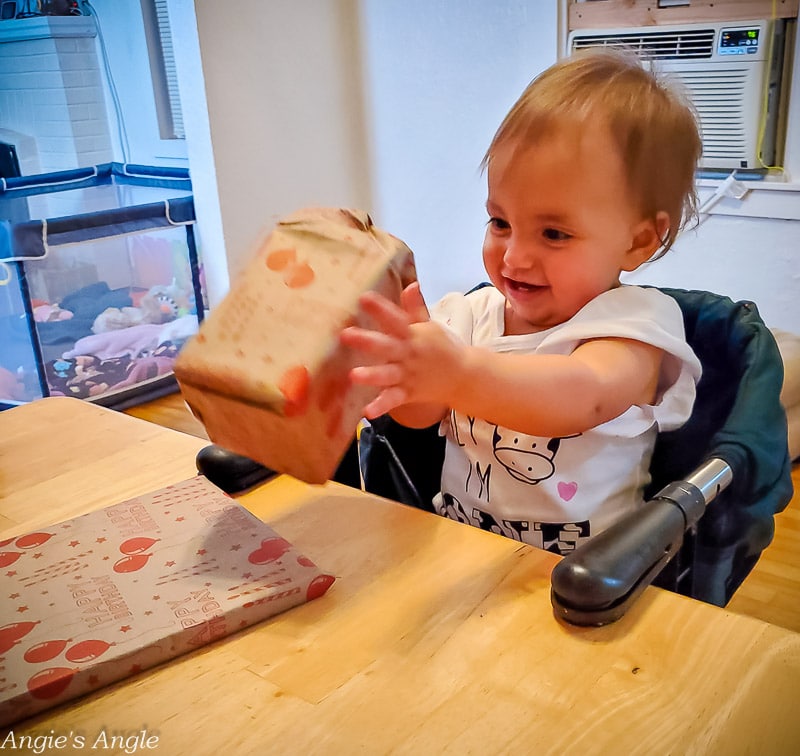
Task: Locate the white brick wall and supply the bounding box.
[0,18,113,174]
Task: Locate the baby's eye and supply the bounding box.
[543,227,571,242]
[488,216,510,231]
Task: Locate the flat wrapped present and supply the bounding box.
[174,207,416,483]
[0,475,334,727]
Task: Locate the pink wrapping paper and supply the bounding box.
[0,475,334,726]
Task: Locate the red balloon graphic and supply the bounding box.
[0,551,22,568]
[14,532,53,549]
[65,639,112,664]
[0,537,13,548]
[0,621,39,654]
[24,639,69,664]
[296,555,315,568]
[113,553,152,573]
[119,536,159,555]
[27,667,76,700]
[248,537,292,565]
[306,574,335,601]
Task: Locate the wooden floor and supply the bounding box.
[122,391,800,634]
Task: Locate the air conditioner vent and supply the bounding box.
[671,68,750,159]
[568,19,784,169]
[572,29,716,59]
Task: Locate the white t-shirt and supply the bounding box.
[430,285,702,555]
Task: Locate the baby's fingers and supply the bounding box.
[361,387,408,419]
[349,363,404,388]
[401,282,430,323]
[357,291,411,338]
[340,325,404,361]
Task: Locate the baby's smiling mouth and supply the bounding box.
[506,277,546,293]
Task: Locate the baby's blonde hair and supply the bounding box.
[483,48,702,256]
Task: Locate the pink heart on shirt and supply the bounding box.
[558,481,578,501]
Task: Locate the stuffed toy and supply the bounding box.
[139,283,190,324]
[33,303,74,322]
[92,283,191,334]
[91,306,144,333]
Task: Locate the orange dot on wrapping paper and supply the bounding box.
[278,365,310,417]
[266,248,297,271]
[284,262,315,288]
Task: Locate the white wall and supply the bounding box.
[131,1,800,332]
[174,0,559,307]
[181,0,372,307]
[623,215,799,332]
[359,0,559,301]
[88,0,188,167]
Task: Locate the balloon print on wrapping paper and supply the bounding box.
[248,537,292,566]
[21,637,112,668]
[65,638,112,664]
[27,667,76,700]
[113,553,152,573]
[119,536,159,555]
[14,532,53,549]
[113,536,159,572]
[23,639,70,664]
[306,574,335,601]
[0,621,39,655]
[0,551,22,568]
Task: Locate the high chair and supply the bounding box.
[355,287,793,624]
[550,288,792,624]
[197,287,793,626]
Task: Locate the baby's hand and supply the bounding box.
[340,282,462,418]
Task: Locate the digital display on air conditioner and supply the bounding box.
[719,28,760,55]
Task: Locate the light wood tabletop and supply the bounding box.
[1,397,799,755]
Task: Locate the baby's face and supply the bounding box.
[482,125,653,335]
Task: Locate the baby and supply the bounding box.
[341,49,703,555]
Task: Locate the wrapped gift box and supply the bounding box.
[0,475,334,727]
[174,207,416,483]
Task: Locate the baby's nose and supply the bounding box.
[503,238,537,268]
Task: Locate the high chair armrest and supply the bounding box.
[196,444,277,494]
[550,459,733,626]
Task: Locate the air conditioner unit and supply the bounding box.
[568,20,788,171]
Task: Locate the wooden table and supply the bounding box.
[2,398,798,755]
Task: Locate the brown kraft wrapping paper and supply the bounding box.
[174,207,417,484]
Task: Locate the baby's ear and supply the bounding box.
[623,212,670,271]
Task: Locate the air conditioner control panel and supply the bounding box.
[719,27,760,55]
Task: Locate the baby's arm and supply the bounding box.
[341,285,662,437]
